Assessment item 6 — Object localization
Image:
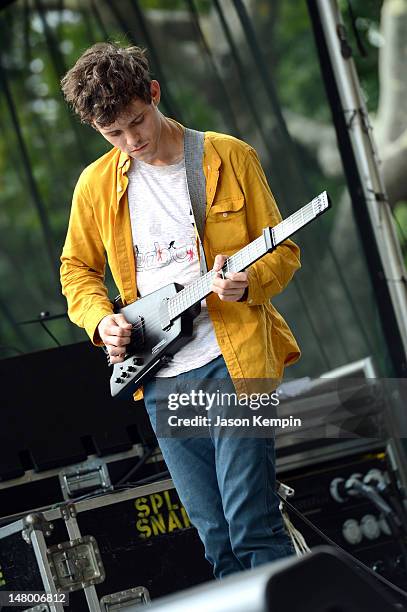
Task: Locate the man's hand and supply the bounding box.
[98,313,132,364]
[211,254,249,302]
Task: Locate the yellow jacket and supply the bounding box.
[60,131,301,397]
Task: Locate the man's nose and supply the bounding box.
[126,127,140,147]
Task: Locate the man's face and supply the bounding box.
[94,81,162,164]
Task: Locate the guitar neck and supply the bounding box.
[168,235,267,320]
[168,191,329,321]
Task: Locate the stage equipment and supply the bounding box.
[274,357,407,591]
[279,448,407,592]
[0,479,212,612]
[1,339,406,605]
[275,357,385,472]
[0,444,166,522]
[0,341,155,487]
[133,546,404,612]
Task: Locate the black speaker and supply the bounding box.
[138,546,406,612]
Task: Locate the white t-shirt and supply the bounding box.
[127,157,221,377]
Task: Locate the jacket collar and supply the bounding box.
[203,136,221,170]
[118,150,130,170]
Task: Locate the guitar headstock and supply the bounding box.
[313,191,331,216]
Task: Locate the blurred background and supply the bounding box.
[1,5,407,603]
[0,0,406,378]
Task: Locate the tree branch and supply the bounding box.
[376,0,407,146]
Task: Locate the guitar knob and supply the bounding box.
[160,355,173,364]
[127,366,136,372]
[121,372,129,378]
[115,377,123,384]
[132,357,144,366]
[372,560,385,574]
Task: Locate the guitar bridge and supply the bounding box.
[130,316,145,346]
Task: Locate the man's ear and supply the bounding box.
[150,79,161,105]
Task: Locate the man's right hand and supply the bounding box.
[98,314,132,364]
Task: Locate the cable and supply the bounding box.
[279,493,407,601]
[233,0,377,367]
[327,241,377,358]
[115,470,170,488]
[130,0,183,120]
[231,0,312,194]
[211,0,275,165]
[104,0,182,121]
[34,0,89,164]
[346,478,407,579]
[346,0,368,58]
[18,311,67,348]
[185,0,242,138]
[115,445,157,486]
[0,60,60,288]
[78,1,96,45]
[90,0,109,40]
[39,320,61,347]
[211,0,359,370]
[0,470,171,528]
[0,287,32,351]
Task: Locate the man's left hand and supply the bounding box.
[211,254,249,302]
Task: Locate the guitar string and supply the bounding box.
[120,201,321,346]
[121,238,266,349]
[124,225,278,344]
[125,204,320,345]
[168,197,321,318]
[115,198,325,356]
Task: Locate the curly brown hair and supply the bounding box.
[61,42,152,127]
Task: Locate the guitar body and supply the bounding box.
[110,283,201,399]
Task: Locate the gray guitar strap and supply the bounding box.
[184,127,208,275]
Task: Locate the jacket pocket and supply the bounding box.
[206,197,248,253]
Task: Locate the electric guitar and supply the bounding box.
[109,191,331,399]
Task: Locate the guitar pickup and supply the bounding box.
[130,316,145,345]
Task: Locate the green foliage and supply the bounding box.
[273,1,330,121]
[340,0,382,113]
[272,0,383,118]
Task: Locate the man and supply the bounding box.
[60,42,301,579]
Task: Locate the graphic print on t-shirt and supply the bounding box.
[135,240,197,270]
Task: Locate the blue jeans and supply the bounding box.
[143,355,294,579]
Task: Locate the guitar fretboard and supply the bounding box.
[168,191,329,320]
[273,195,324,244]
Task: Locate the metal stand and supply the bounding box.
[314,0,407,369]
